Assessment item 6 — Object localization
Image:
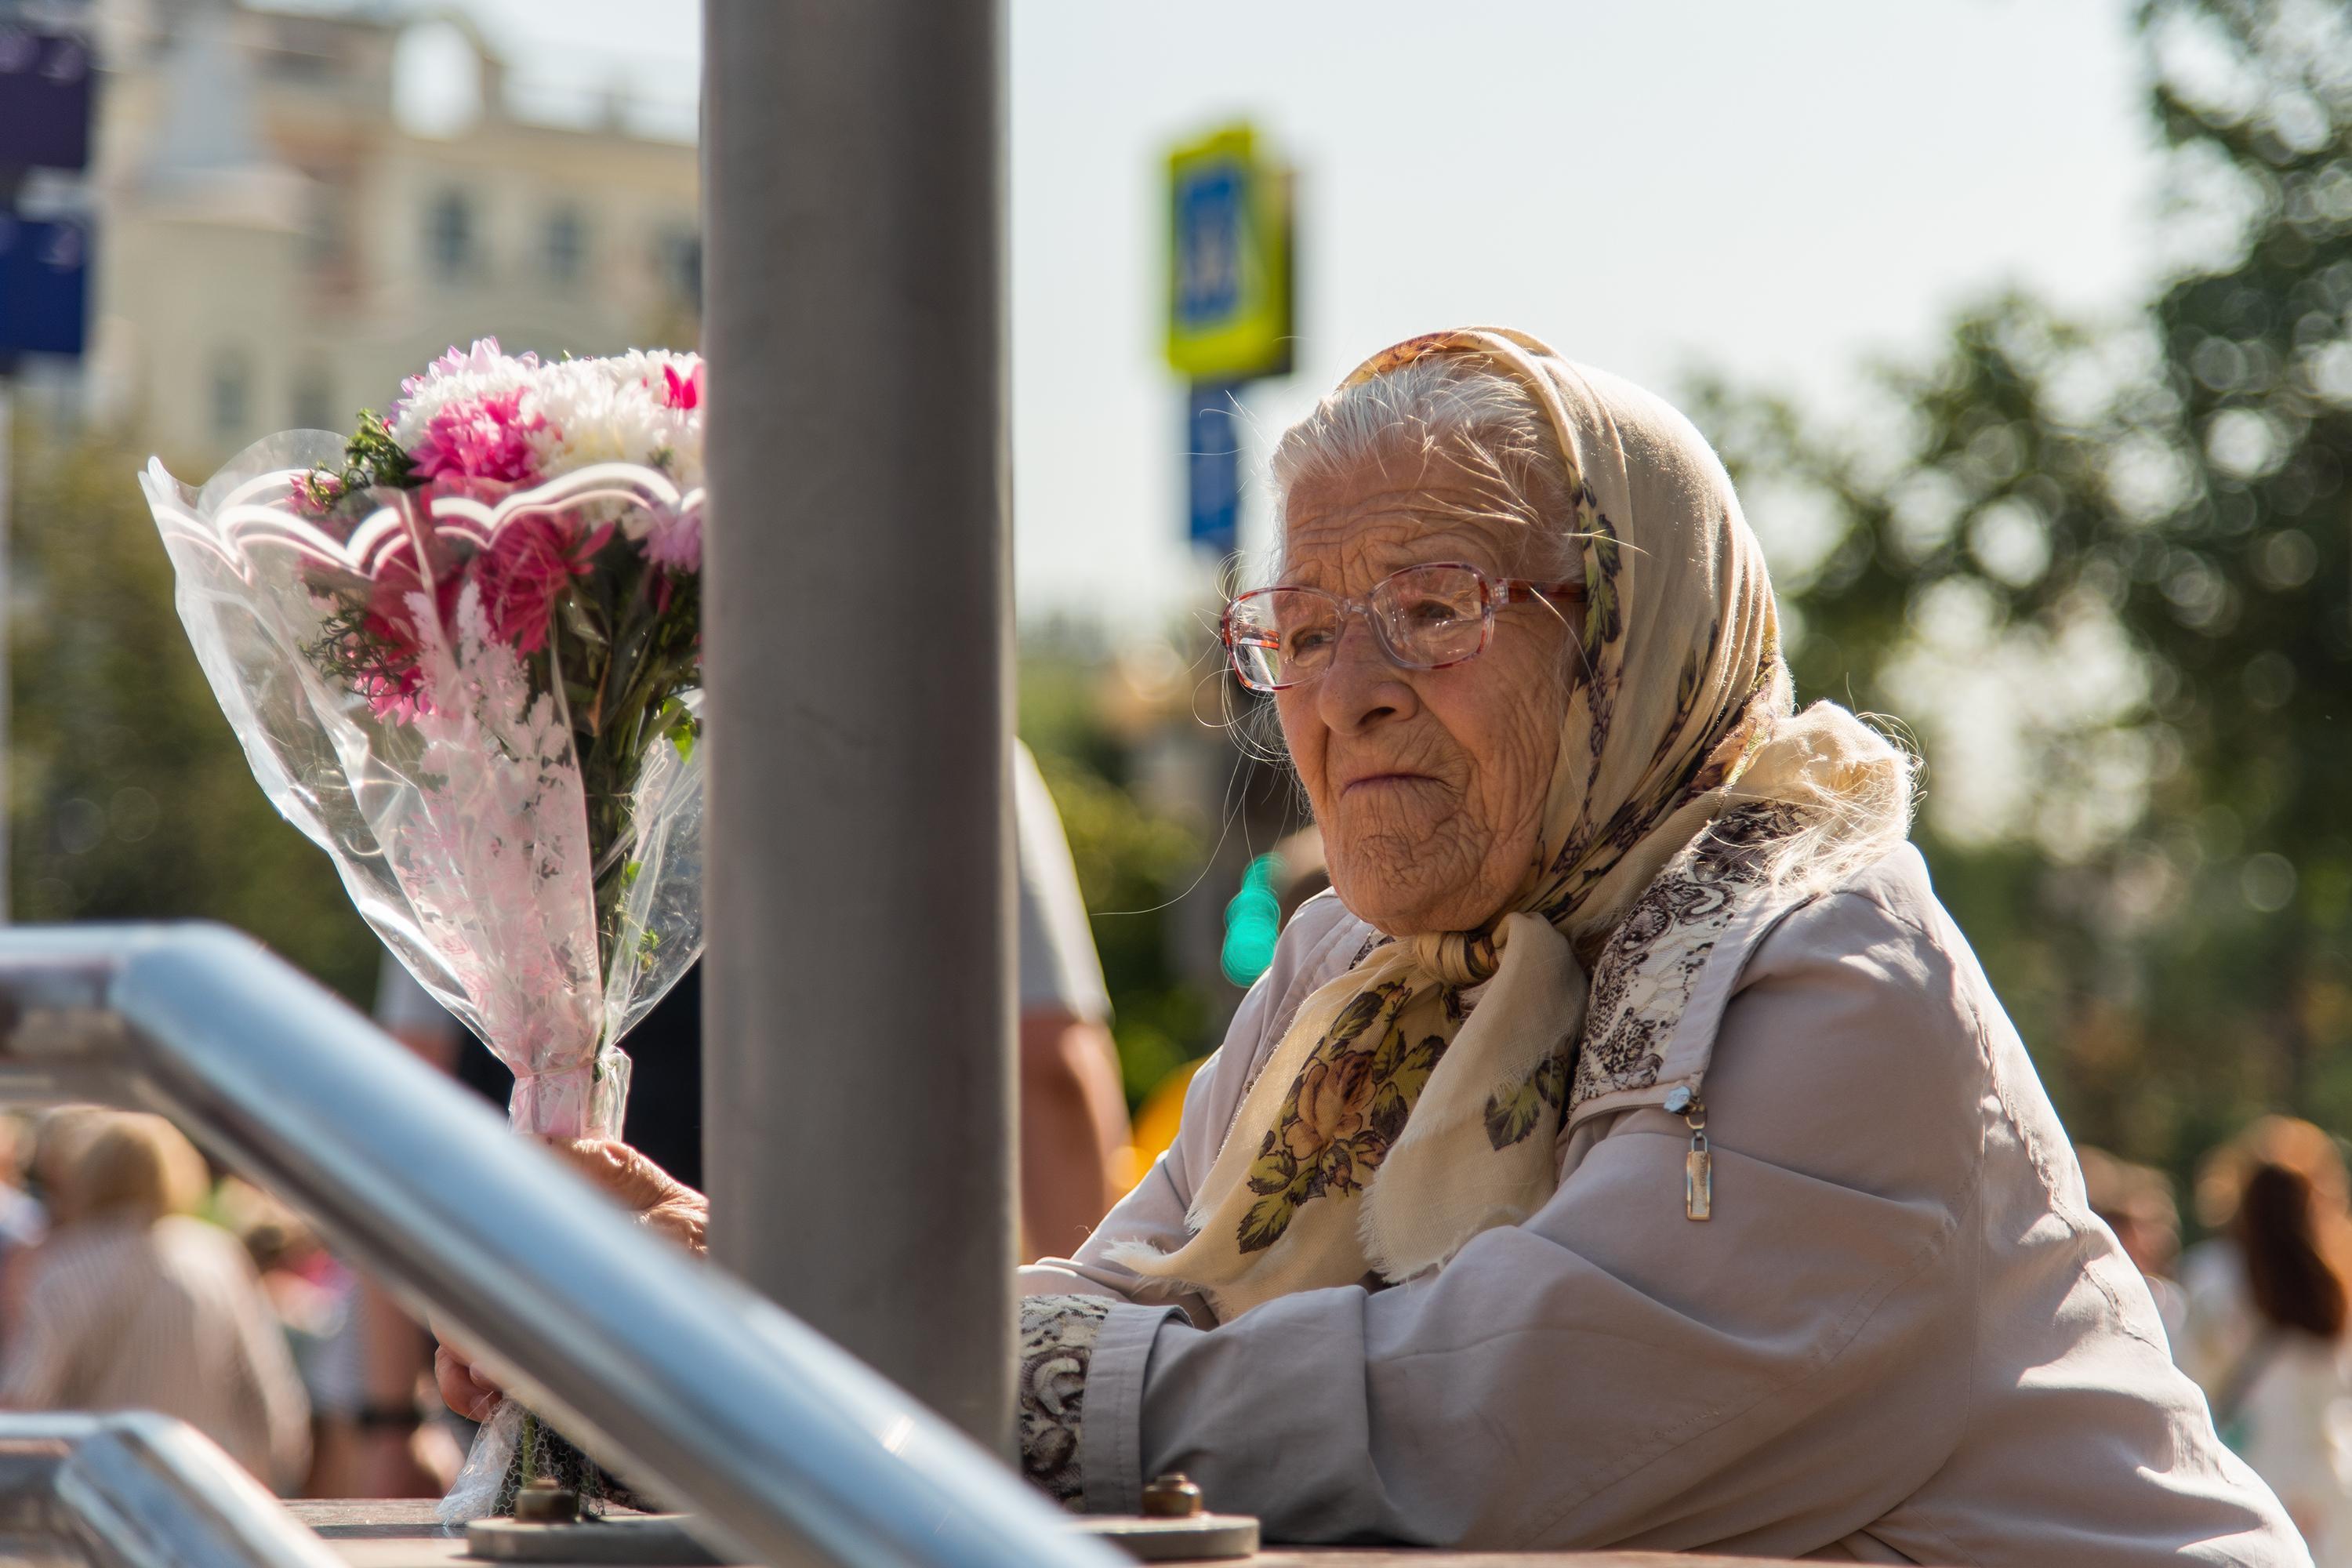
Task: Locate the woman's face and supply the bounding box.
[1274,452,1576,936]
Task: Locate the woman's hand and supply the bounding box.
[543,1138,710,1258]
[431,1139,710,1420]
[435,1341,503,1423]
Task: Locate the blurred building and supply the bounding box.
[75,0,700,462]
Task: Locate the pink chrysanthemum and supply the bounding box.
[289,471,343,518]
[641,499,702,576]
[467,515,611,654]
[411,390,550,486]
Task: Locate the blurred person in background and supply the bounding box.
[0,1116,49,1299]
[5,1107,110,1338]
[1012,739,1130,1254]
[2179,1116,2352,1561]
[2079,1145,2187,1345]
[0,1112,310,1493]
[214,1178,462,1497]
[24,1105,106,1229]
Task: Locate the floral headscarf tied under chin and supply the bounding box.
[1112,328,1911,1319]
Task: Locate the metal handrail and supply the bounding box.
[0,1412,343,1568]
[0,924,1119,1568]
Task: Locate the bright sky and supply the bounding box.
[449,0,2163,634]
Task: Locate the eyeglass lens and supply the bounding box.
[1229,564,1491,692]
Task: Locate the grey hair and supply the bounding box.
[1266,353,1578,579]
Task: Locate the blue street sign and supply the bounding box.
[0,27,95,172]
[0,215,89,357]
[1188,383,1242,557]
[1174,164,1244,333]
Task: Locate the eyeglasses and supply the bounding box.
[1221,561,1583,694]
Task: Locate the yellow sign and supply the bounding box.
[1165,124,1292,383]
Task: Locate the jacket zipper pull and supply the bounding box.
[1665,1085,1711,1221]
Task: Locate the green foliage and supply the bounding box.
[293,411,416,513]
[1685,0,2352,1181]
[2136,0,2352,1132]
[1027,748,1214,1107]
[9,425,376,999]
[1020,630,1221,1109]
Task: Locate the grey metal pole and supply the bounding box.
[701,0,1015,1453]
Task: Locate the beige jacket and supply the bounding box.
[2,1215,313,1492]
[1022,846,2306,1564]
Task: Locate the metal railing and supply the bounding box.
[0,1412,343,1568]
[0,924,1120,1568]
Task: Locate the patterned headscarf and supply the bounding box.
[1115,329,1908,1317]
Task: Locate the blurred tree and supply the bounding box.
[1019,625,1223,1109]
[8,424,377,1000]
[1686,0,2352,1178]
[2136,0,2352,1133]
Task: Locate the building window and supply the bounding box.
[426,189,475,281]
[545,207,587,284]
[212,352,251,441]
[265,49,335,85]
[292,368,334,432]
[655,226,701,310]
[304,181,347,271]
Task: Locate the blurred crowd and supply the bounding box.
[0,1103,466,1500]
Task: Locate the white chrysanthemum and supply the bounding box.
[387,339,546,451]
[527,353,702,508]
[387,343,704,521]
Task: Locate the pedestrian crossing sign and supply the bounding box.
[1166,124,1292,383]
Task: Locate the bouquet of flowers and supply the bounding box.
[141,339,708,1515]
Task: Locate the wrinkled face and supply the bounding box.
[1274,452,1576,936]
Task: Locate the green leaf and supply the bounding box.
[1483,1080,1543,1150]
[1532,1051,1568,1110]
[1392,1035,1446,1104]
[1243,1135,1298,1197]
[1236,1192,1297,1254]
[1325,988,1388,1047]
[560,592,609,648]
[658,696,700,764]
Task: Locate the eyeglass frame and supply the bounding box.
[1220,560,1585,694]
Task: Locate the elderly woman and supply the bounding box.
[447,330,2302,1563]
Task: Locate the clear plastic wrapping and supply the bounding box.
[145,436,706,1138]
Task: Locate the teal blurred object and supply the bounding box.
[1221,853,1283,986]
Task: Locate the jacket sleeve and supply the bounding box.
[1074,888,1990,1552]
